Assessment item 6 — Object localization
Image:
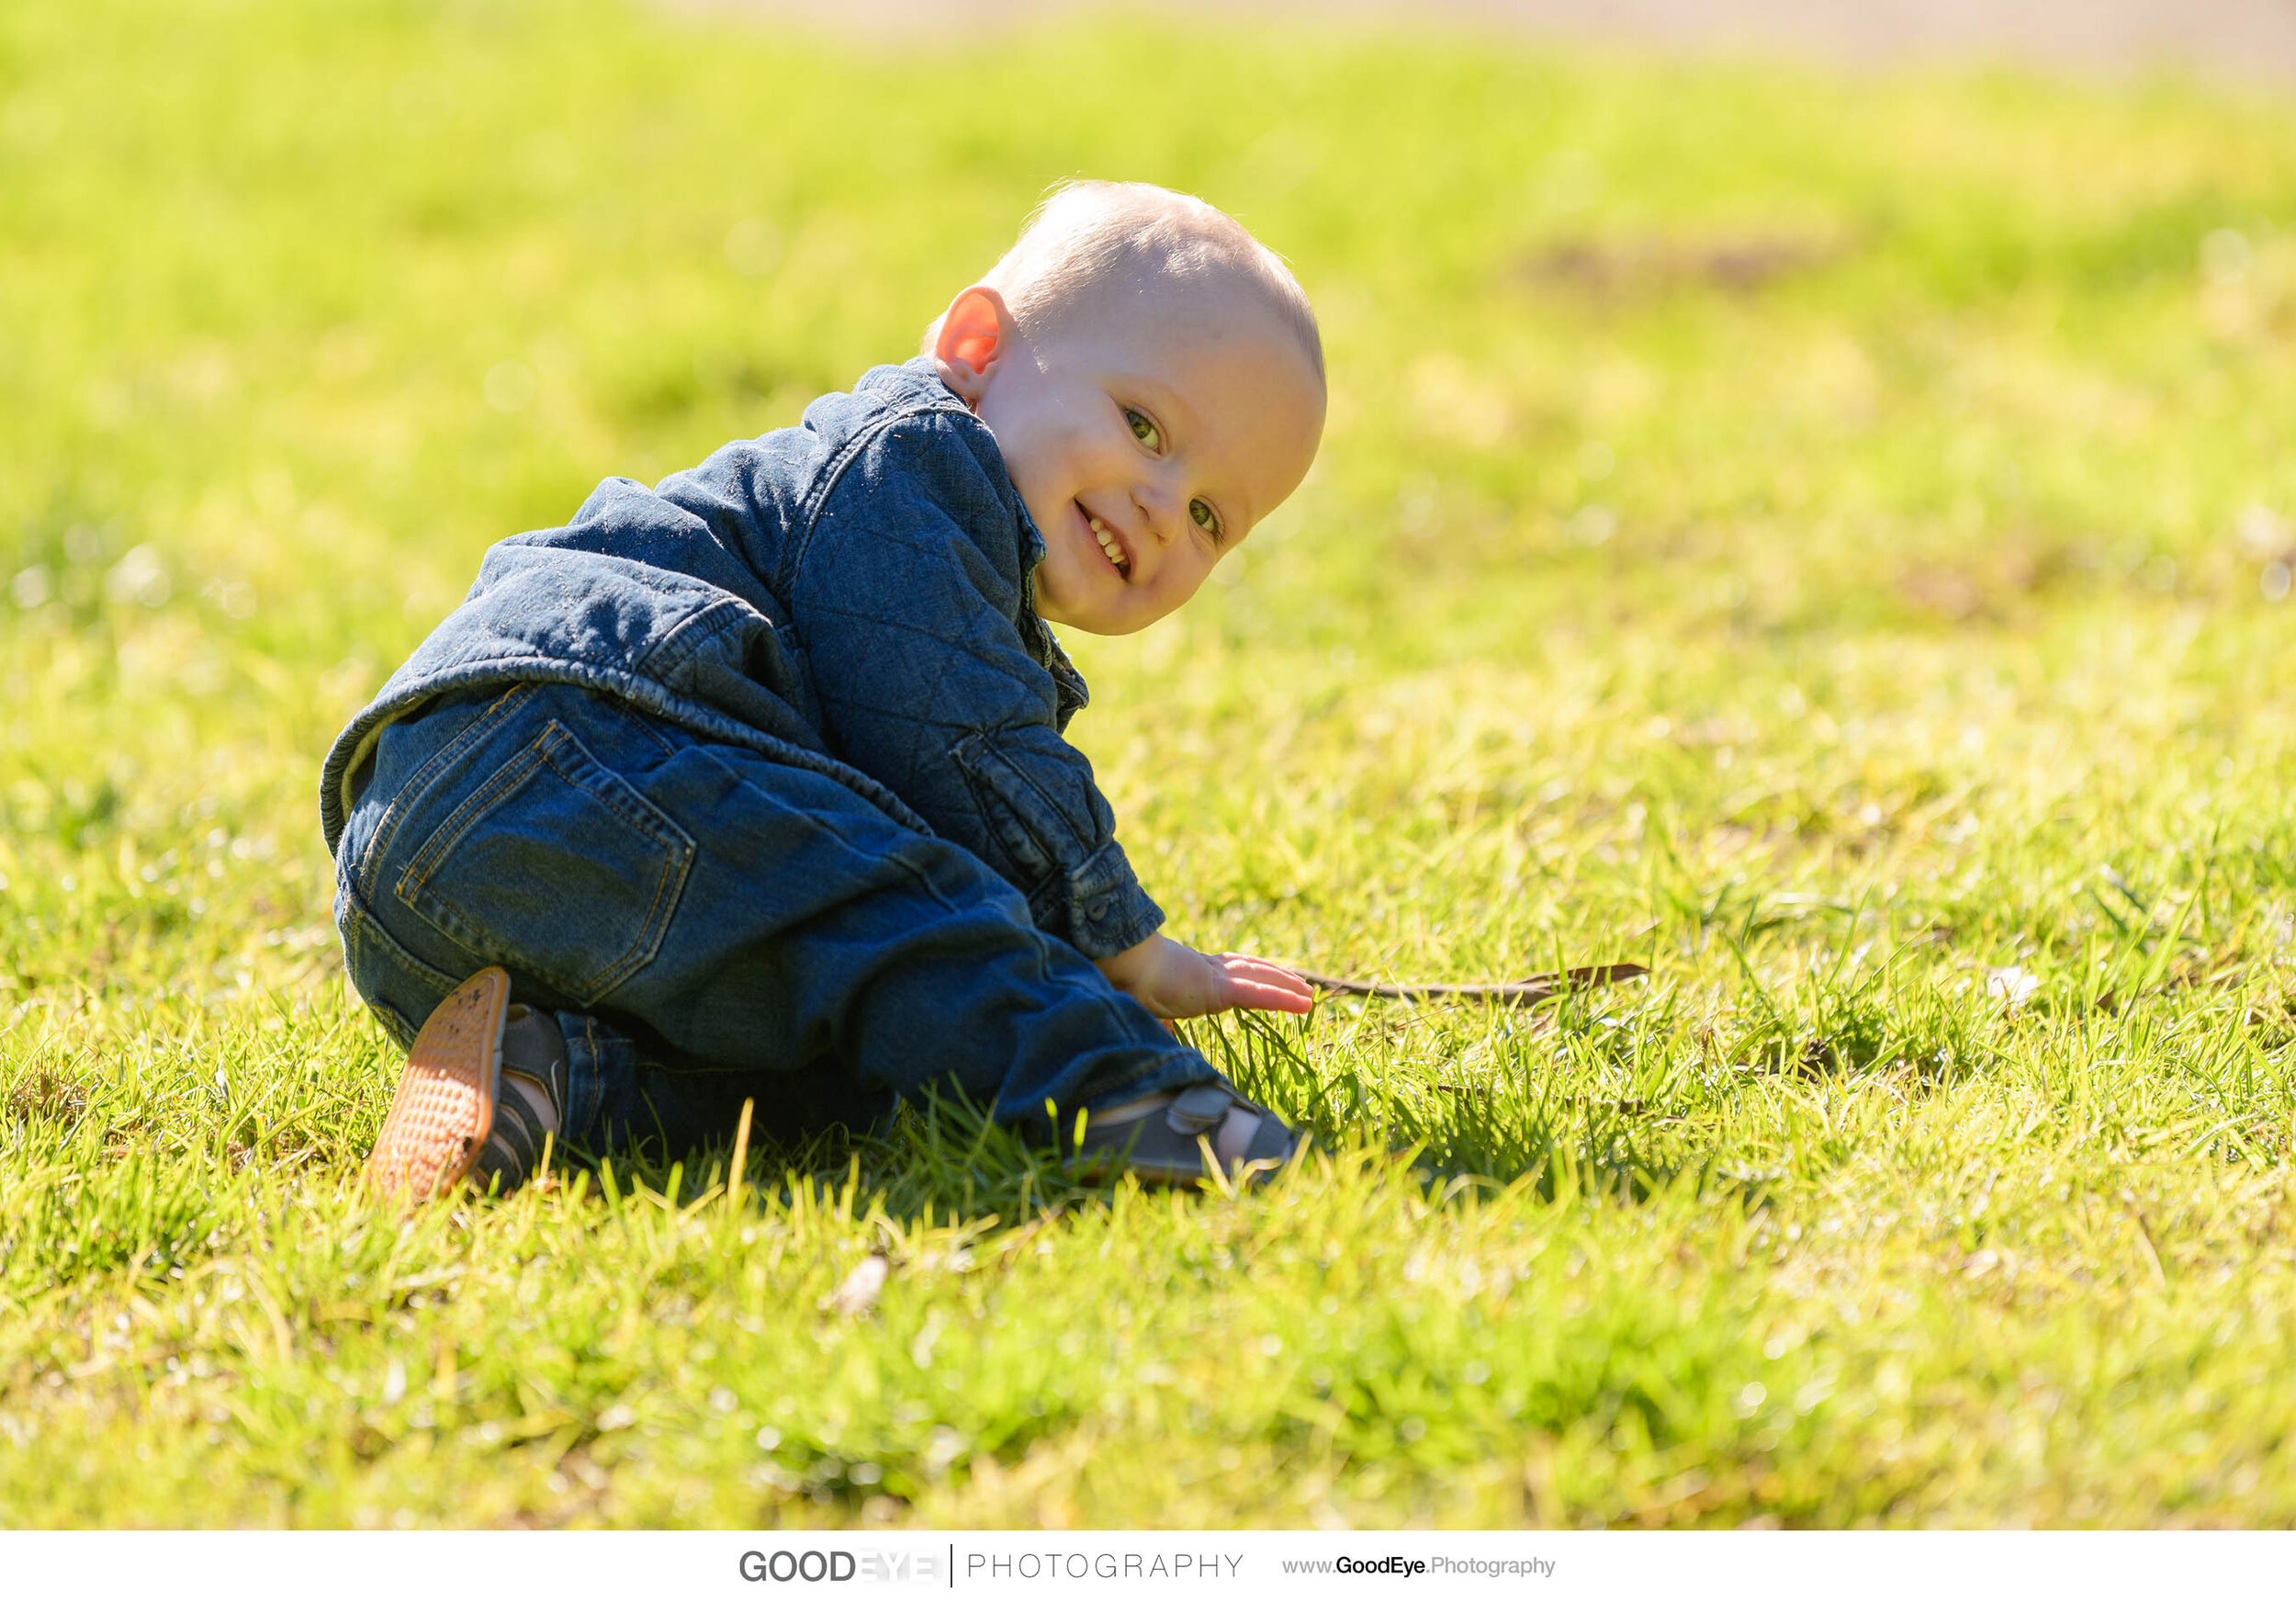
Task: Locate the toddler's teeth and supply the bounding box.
[1083,511,1130,575]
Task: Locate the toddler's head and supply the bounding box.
[929,181,1325,636]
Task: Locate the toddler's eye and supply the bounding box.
[1124,408,1163,452]
[1189,499,1222,541]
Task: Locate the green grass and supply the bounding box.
[6,0,2296,1528]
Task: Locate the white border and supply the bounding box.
[1,1529,2287,1602]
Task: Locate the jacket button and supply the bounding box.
[1088,897,1112,919]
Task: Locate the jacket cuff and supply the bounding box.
[1055,837,1165,960]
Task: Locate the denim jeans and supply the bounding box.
[332,682,1216,1156]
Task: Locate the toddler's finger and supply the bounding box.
[1220,953,1315,1000]
[1217,952,1303,978]
[1218,966,1315,1015]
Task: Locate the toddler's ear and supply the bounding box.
[932,286,1013,404]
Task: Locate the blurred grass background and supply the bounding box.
[4,0,2296,1528]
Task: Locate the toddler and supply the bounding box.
[323,181,1326,1199]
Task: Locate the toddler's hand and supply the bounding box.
[1096,933,1315,1020]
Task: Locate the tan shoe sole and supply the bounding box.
[364,966,510,1203]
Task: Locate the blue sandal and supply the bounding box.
[1066,1083,1305,1187]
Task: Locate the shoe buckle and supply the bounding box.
[1165,1084,1233,1135]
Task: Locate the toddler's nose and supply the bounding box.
[1133,476,1187,545]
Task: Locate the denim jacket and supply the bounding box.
[320,358,1164,961]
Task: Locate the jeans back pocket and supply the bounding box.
[394,720,695,1007]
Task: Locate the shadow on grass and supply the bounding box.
[576,976,1808,1229]
[1187,1000,1692,1204]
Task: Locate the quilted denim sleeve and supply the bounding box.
[786,409,1165,960]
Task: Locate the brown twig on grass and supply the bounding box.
[1290,963,1649,1010]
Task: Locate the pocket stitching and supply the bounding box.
[358,683,537,905]
[950,734,1058,889]
[393,720,696,1005]
[533,732,693,999]
[395,736,550,908]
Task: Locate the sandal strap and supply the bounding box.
[1070,1082,1302,1187]
[471,1007,568,1193]
[480,1091,547,1187]
[1165,1083,1238,1134]
[1236,1107,1300,1167]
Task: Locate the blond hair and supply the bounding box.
[926,180,1323,382]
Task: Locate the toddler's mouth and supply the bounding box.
[1083,505,1131,580]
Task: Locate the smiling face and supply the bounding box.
[931,276,1324,636]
